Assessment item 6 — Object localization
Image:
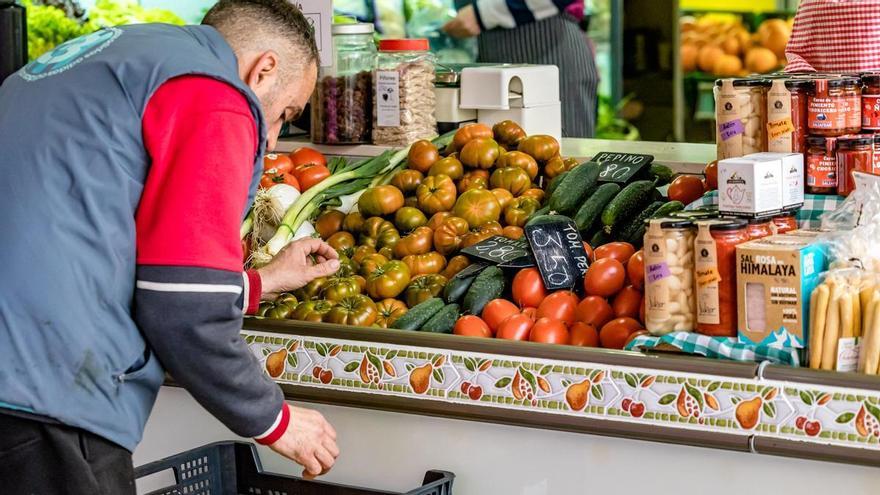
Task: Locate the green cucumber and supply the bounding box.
[443,264,486,303]
[420,303,460,333]
[649,164,674,185]
[573,183,621,233]
[600,180,655,234]
[525,206,552,226]
[462,265,505,315]
[618,200,665,247]
[548,162,600,214]
[650,200,685,219]
[391,297,445,331]
[589,229,610,248]
[544,170,569,199]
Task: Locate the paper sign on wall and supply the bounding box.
[292,1,333,67]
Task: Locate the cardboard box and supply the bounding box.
[718,156,784,217]
[736,235,827,348]
[745,152,805,210]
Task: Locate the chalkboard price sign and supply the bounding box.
[461,236,531,265]
[524,217,590,291]
[592,151,654,184]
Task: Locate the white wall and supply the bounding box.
[136,387,880,494]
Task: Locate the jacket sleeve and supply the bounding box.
[134,76,287,441]
[472,0,580,31]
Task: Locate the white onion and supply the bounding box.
[337,190,365,214]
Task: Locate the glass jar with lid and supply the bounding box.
[373,39,437,146]
[694,219,749,337]
[808,77,861,136]
[785,79,813,153]
[746,216,775,240]
[734,78,770,154]
[311,23,377,145]
[836,134,874,196]
[861,73,880,131]
[643,218,696,335]
[805,135,838,194]
[772,211,798,234]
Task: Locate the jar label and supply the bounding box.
[808,96,847,131]
[644,221,670,323]
[863,94,880,130]
[845,95,862,130]
[695,224,721,325]
[716,80,743,159]
[376,71,401,127]
[807,154,837,188]
[767,80,793,153]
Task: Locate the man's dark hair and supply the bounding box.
[202,0,318,66]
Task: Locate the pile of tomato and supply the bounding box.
[452,241,647,350]
[261,147,330,192]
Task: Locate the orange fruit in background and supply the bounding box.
[713,54,742,76]
[745,47,778,74]
[697,44,724,72]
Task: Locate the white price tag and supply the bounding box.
[836,337,860,373]
[376,71,401,127]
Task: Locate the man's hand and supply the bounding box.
[442,5,481,39]
[269,406,339,479]
[258,238,339,299]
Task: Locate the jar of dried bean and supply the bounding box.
[373,39,437,146]
[734,78,770,154]
[643,218,696,336]
[311,23,376,145]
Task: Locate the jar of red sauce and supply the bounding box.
[808,77,862,136]
[836,134,874,196]
[746,216,775,239]
[873,133,880,175]
[694,219,748,337]
[805,135,838,194]
[772,211,798,233]
[862,74,880,130]
[770,79,812,153]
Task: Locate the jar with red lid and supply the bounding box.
[746,216,775,240]
[694,219,749,337]
[861,73,880,130]
[808,77,861,136]
[836,134,874,196]
[772,211,798,233]
[373,39,436,146]
[805,135,838,194]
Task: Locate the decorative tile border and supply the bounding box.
[244,331,880,453]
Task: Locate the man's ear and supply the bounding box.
[244,50,281,91]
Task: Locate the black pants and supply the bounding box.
[0,413,135,495]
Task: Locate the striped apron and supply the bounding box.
[473,14,598,138]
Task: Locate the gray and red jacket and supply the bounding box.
[0,24,288,451]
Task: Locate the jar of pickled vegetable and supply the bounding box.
[805,135,838,194]
[694,219,748,337]
[808,77,861,136]
[836,134,874,196]
[772,211,798,234]
[311,23,376,144]
[373,39,437,146]
[862,73,880,131]
[643,218,696,336]
[746,216,775,240]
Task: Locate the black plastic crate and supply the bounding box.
[135,441,454,495]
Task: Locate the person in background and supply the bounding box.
[0,1,340,493]
[443,0,599,137]
[785,0,880,72]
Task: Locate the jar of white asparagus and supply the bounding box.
[643,218,697,335]
[373,39,437,146]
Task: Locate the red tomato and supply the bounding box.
[626,329,650,348]
[599,318,642,349]
[582,241,594,262]
[569,322,599,347]
[612,286,642,319]
[593,242,635,265]
[521,307,537,320]
[583,258,626,297]
[295,164,331,191]
[260,172,300,190]
[667,175,705,205]
[289,147,327,169]
[574,296,615,328]
[453,316,492,338]
[511,268,547,308]
[704,160,718,190]
[496,313,535,341]
[627,250,645,290]
[481,299,519,334]
[529,318,571,345]
[536,291,579,326]
[263,153,295,174]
